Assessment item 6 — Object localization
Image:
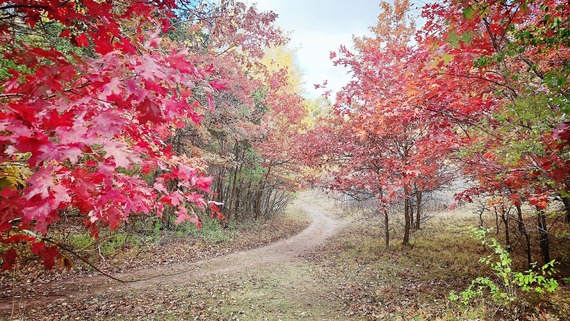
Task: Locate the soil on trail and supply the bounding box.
[2,190,347,320]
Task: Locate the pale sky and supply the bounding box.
[252,0,382,99]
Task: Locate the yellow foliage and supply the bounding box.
[261,45,305,93]
[0,161,32,190]
[301,96,332,129]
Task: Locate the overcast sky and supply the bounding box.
[251,0,381,99]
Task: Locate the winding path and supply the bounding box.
[2,190,346,320]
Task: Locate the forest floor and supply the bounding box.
[1,190,569,320]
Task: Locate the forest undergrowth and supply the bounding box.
[304,205,570,321]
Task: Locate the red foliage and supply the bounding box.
[305,0,569,229]
[419,0,570,208]
[0,0,221,269]
[304,0,457,207]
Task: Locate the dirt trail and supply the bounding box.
[114,189,342,287]
[2,190,347,320]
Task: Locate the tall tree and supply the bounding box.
[165,2,306,221]
[304,0,456,246]
[420,0,570,264]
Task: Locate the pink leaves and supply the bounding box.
[25,166,58,201]
[193,176,213,193]
[174,207,200,226]
[209,79,227,91]
[160,191,184,207]
[99,77,123,100]
[553,121,570,144]
[136,56,166,81]
[38,143,83,165]
[19,166,75,234]
[102,142,140,168]
[167,48,196,74]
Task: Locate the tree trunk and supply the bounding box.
[234,182,242,220]
[415,189,422,230]
[537,208,550,264]
[384,207,390,249]
[230,143,245,220]
[254,185,263,220]
[161,177,179,230]
[477,201,485,228]
[255,162,272,219]
[403,185,411,246]
[515,204,532,268]
[409,196,415,229]
[500,205,511,252]
[229,165,239,221]
[216,166,225,203]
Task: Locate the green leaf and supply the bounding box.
[446,32,460,48]
[463,5,476,20]
[442,52,454,64]
[449,292,459,301]
[460,31,473,44]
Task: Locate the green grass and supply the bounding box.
[194,219,236,243]
[68,232,95,250]
[67,231,143,257]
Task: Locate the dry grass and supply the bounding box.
[305,206,570,320]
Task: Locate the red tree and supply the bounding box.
[0,0,221,269]
[417,0,570,264]
[304,0,457,246]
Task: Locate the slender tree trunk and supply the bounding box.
[161,178,179,230]
[161,206,174,230]
[415,189,422,230]
[403,185,411,246]
[254,183,263,220]
[229,166,239,220]
[222,176,232,220]
[231,143,245,220]
[500,206,511,252]
[234,181,242,220]
[243,180,252,219]
[263,186,275,216]
[255,162,272,219]
[217,167,225,204]
[537,208,550,264]
[409,196,415,229]
[477,202,485,228]
[384,208,390,249]
[515,204,532,268]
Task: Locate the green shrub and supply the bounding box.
[450,227,559,308]
[68,233,95,250]
[99,233,132,255]
[197,219,233,243]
